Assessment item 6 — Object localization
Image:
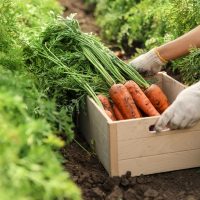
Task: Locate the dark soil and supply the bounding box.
[59,0,200,199]
[59,0,100,34]
[62,135,200,200]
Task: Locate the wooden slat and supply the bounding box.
[118,130,200,160]
[109,124,119,176]
[79,97,111,172]
[160,72,186,103]
[119,149,200,176]
[116,117,200,141]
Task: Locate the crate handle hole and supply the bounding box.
[149,125,170,133]
[149,125,156,133]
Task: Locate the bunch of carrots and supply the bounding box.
[98,80,169,121]
[36,16,169,121]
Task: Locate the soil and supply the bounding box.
[59,0,100,34]
[62,135,200,200]
[59,0,200,199]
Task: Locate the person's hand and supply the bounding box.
[130,49,167,75]
[155,81,200,131]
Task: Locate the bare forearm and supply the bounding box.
[157,25,200,61]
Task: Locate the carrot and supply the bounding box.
[113,104,124,120]
[124,81,160,116]
[97,94,116,120]
[145,84,169,113]
[97,94,115,114]
[105,110,116,121]
[109,84,141,119]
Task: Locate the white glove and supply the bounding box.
[130,49,167,75]
[155,81,200,131]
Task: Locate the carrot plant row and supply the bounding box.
[89,0,200,85]
[0,1,81,199]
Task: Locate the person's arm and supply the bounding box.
[130,25,200,74]
[158,25,200,61]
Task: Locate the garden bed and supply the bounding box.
[63,136,200,200]
[61,0,200,199]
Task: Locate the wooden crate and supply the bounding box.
[79,72,200,176]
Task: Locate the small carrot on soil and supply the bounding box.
[109,84,141,119]
[125,80,160,116]
[113,104,124,120]
[145,84,169,113]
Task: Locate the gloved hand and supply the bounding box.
[130,48,167,75]
[155,81,200,131]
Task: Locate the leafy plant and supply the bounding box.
[0,0,81,199]
[14,0,62,40]
[0,80,81,200]
[0,0,74,140]
[94,0,200,84]
[95,0,138,43]
[172,48,200,85]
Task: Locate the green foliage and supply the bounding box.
[94,0,170,48]
[25,16,111,111]
[94,0,200,84]
[0,0,74,141]
[95,0,138,42]
[95,0,200,48]
[144,0,200,49]
[164,0,200,39]
[0,67,74,141]
[0,0,81,199]
[14,0,62,40]
[161,0,200,85]
[119,0,161,46]
[0,0,24,71]
[172,49,200,85]
[0,79,81,200]
[26,14,149,112]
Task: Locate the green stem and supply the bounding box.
[38,45,103,108]
[111,55,150,89]
[83,47,115,86]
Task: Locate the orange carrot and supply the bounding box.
[145,84,169,113]
[109,84,141,119]
[125,81,160,116]
[97,94,116,120]
[105,110,116,121]
[98,94,115,113]
[113,104,124,120]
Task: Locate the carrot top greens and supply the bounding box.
[28,14,149,113]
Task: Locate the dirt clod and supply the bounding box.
[144,188,159,198]
[124,188,139,200]
[136,175,146,184]
[105,186,123,200]
[102,177,115,192]
[186,195,197,200]
[120,175,130,187]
